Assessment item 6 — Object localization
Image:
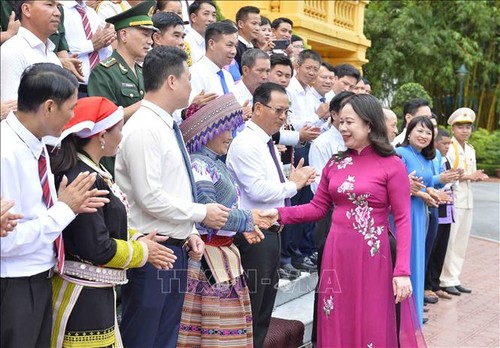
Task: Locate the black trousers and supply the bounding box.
[235,229,281,348]
[425,223,452,291]
[1,270,52,348]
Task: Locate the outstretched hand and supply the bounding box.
[243,225,265,244]
[251,209,275,229]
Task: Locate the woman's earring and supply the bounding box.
[100,141,105,149]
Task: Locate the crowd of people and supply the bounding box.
[0,1,490,347]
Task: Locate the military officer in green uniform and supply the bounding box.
[88,0,157,121]
[88,1,157,175]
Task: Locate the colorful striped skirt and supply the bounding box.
[177,244,253,348]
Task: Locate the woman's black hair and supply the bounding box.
[50,135,91,177]
[400,116,436,160]
[334,94,395,160]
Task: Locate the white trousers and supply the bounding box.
[439,207,473,287]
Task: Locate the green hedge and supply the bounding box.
[468,128,500,177]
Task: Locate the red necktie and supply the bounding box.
[39,152,65,273]
[76,5,100,71]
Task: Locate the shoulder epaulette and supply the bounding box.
[100,57,117,68]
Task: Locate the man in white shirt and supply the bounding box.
[185,0,216,64]
[226,82,315,348]
[233,48,269,107]
[330,63,360,97]
[62,1,115,83]
[309,91,352,194]
[307,62,336,131]
[287,50,325,131]
[1,1,62,101]
[116,46,230,348]
[1,62,108,348]
[392,98,432,147]
[234,6,260,69]
[285,50,324,273]
[152,10,185,50]
[189,21,238,100]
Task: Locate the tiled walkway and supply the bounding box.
[423,236,500,347]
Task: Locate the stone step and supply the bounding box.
[275,271,318,307]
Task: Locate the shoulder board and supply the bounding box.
[100,57,117,68]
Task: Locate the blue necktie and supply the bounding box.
[267,139,291,206]
[173,122,198,202]
[320,97,326,103]
[217,69,229,94]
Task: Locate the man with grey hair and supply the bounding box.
[233,48,270,107]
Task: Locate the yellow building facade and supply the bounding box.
[217,0,371,71]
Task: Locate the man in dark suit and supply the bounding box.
[235,6,261,71]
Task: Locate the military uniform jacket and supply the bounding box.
[447,137,476,209]
[87,50,144,108]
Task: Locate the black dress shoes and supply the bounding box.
[455,285,472,293]
[441,286,461,296]
[279,264,301,280]
[423,318,429,324]
[292,257,317,272]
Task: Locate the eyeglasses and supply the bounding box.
[260,103,292,117]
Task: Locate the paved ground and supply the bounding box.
[471,181,500,242]
[423,181,500,347]
[423,237,500,347]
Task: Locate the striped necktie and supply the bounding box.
[39,152,65,273]
[76,5,100,70]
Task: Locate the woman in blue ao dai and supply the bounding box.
[396,116,440,326]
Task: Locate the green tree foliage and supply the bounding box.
[364,0,499,129]
[391,82,433,116]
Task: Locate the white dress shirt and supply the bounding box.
[189,56,235,102]
[238,35,254,48]
[226,120,297,210]
[392,128,407,147]
[232,80,300,146]
[286,76,323,130]
[233,80,253,106]
[115,100,207,238]
[62,1,113,83]
[184,29,205,64]
[1,113,76,277]
[0,27,61,101]
[95,0,131,20]
[308,125,346,194]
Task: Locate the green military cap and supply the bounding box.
[106,0,159,32]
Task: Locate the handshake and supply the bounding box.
[243,209,282,245]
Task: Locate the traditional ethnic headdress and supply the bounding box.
[180,93,244,153]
